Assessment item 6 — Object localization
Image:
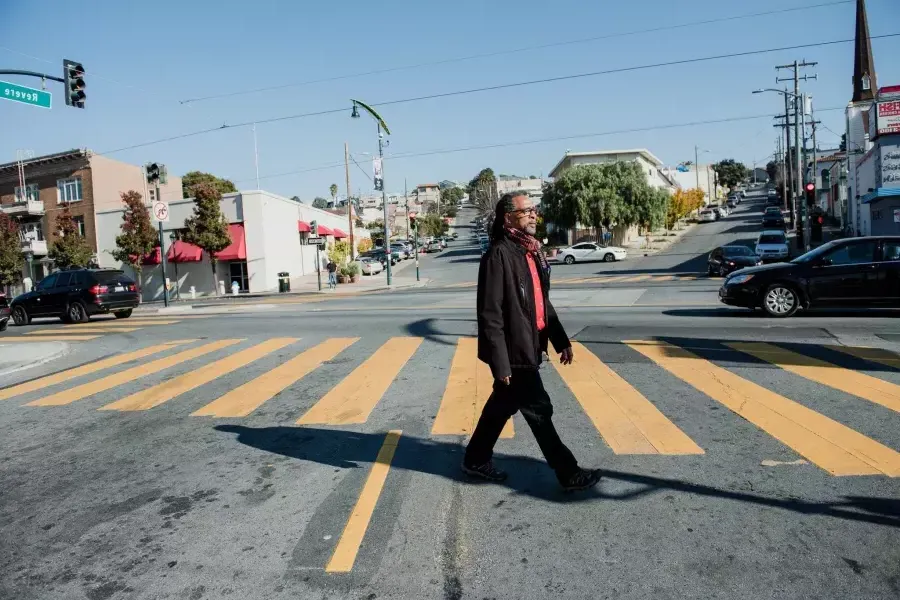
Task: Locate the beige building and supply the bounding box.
[549,149,676,191]
[496,176,544,204]
[0,149,181,286]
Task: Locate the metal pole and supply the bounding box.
[316,244,322,291]
[157,196,169,308]
[801,93,809,251]
[694,145,700,190]
[783,89,793,223]
[793,62,803,249]
[811,97,818,245]
[345,142,354,260]
[379,123,391,286]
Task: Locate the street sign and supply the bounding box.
[153,201,170,222]
[0,80,52,109]
[306,236,325,245]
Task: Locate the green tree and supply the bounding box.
[541,164,624,238]
[329,184,339,205]
[0,212,24,294]
[181,183,232,294]
[711,159,750,190]
[440,187,464,206]
[48,204,94,270]
[467,168,497,216]
[419,214,448,238]
[327,240,350,265]
[312,197,329,209]
[110,190,157,287]
[182,171,238,199]
[766,161,778,183]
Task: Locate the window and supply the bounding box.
[572,243,593,250]
[36,273,58,290]
[862,74,871,91]
[21,222,43,241]
[70,271,87,287]
[823,241,877,266]
[882,241,900,262]
[55,272,72,287]
[14,183,38,203]
[73,215,86,237]
[57,177,83,203]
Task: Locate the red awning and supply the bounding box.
[167,240,203,263]
[297,220,311,233]
[332,228,348,239]
[215,223,247,261]
[316,224,333,236]
[141,247,162,265]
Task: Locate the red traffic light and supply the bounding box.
[805,182,815,192]
[817,216,824,224]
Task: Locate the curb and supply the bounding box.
[0,341,70,378]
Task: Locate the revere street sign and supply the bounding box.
[0,80,52,109]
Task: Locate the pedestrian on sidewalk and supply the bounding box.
[462,192,602,492]
[326,260,337,290]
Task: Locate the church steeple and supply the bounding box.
[852,0,877,103]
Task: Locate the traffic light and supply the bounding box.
[805,182,815,207]
[310,220,318,236]
[63,59,86,108]
[146,163,160,184]
[409,212,417,230]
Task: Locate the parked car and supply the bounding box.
[358,257,384,275]
[425,240,443,253]
[726,199,737,209]
[557,242,627,265]
[755,230,790,263]
[761,212,786,230]
[362,250,396,266]
[708,245,762,277]
[0,293,9,332]
[719,236,900,317]
[714,206,728,218]
[698,209,717,223]
[390,244,409,260]
[9,268,139,325]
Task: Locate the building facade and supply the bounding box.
[496,176,544,205]
[549,149,676,192]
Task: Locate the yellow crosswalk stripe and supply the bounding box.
[192,338,359,418]
[654,275,677,282]
[618,274,653,283]
[62,319,180,328]
[28,339,242,406]
[101,338,299,412]
[626,340,900,476]
[297,337,423,425]
[2,335,99,342]
[0,340,195,402]
[431,337,514,438]
[552,342,702,454]
[443,282,476,288]
[826,345,900,371]
[727,342,900,415]
[25,328,140,334]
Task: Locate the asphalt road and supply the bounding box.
[2,190,899,600]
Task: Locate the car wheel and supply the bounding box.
[67,301,89,324]
[0,319,7,332]
[12,305,30,326]
[762,284,799,318]
[603,253,615,263]
[707,265,715,276]
[563,255,576,265]
[114,309,133,319]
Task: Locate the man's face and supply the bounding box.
[504,195,537,236]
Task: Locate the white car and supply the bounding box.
[714,206,728,218]
[557,242,627,264]
[358,258,384,275]
[699,209,717,223]
[755,230,790,262]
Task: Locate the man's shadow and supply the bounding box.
[216,425,900,526]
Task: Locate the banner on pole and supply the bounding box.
[373,157,383,191]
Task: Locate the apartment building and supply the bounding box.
[0,149,181,285]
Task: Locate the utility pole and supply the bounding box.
[782,88,793,221]
[345,142,354,260]
[694,145,700,190]
[777,60,816,251]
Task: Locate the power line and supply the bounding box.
[99,33,898,157]
[178,0,853,105]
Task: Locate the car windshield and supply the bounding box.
[758,235,785,244]
[723,246,753,256]
[791,240,841,263]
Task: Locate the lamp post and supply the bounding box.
[351,99,393,285]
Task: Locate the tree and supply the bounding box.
[312,197,329,209]
[181,183,232,294]
[711,159,750,190]
[290,196,302,204]
[419,214,448,238]
[357,238,373,253]
[766,161,778,183]
[666,188,705,229]
[110,190,157,287]
[327,240,350,265]
[467,168,497,217]
[440,187,464,206]
[329,184,338,205]
[48,204,94,270]
[0,212,23,294]
[366,220,384,233]
[182,171,238,199]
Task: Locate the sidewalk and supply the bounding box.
[0,340,69,377]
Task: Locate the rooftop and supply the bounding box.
[549,148,664,178]
[0,148,90,174]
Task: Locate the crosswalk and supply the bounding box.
[440,273,707,288]
[0,316,202,342]
[3,334,900,478]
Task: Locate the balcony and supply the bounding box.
[2,200,45,217]
[21,239,48,256]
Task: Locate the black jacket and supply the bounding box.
[477,236,570,379]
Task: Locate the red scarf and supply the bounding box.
[504,227,550,275]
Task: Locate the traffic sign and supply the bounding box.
[306,236,325,245]
[153,201,170,222]
[0,80,52,109]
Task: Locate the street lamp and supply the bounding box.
[350,99,394,285]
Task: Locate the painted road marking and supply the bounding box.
[826,345,900,371]
[552,342,702,454]
[326,430,402,573]
[28,339,242,406]
[25,327,140,334]
[101,338,299,412]
[728,342,900,415]
[0,340,194,401]
[618,274,653,283]
[626,340,900,476]
[62,319,181,328]
[297,337,423,425]
[1,335,99,342]
[431,337,514,438]
[192,338,359,418]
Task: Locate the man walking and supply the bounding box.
[326,260,338,290]
[462,192,601,491]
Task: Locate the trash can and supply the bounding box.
[278,272,290,293]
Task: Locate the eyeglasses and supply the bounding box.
[509,207,537,216]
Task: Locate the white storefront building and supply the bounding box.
[96,190,369,302]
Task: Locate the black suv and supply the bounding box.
[0,294,9,332]
[10,268,139,325]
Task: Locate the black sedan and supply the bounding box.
[707,245,762,277]
[762,214,786,230]
[718,236,900,317]
[0,293,9,332]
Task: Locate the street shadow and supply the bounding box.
[214,425,900,525]
[404,318,475,345]
[663,307,900,320]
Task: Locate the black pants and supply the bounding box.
[464,368,579,481]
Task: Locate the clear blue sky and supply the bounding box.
[2,0,899,200]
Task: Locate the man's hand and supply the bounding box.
[498,375,511,385]
[559,347,574,365]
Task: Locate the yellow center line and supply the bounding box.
[727,342,900,414]
[431,337,514,438]
[192,338,359,418]
[28,339,242,406]
[297,337,423,425]
[326,430,402,573]
[828,345,900,370]
[3,335,99,342]
[552,341,702,454]
[0,340,195,401]
[101,338,299,412]
[626,340,900,476]
[25,328,140,334]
